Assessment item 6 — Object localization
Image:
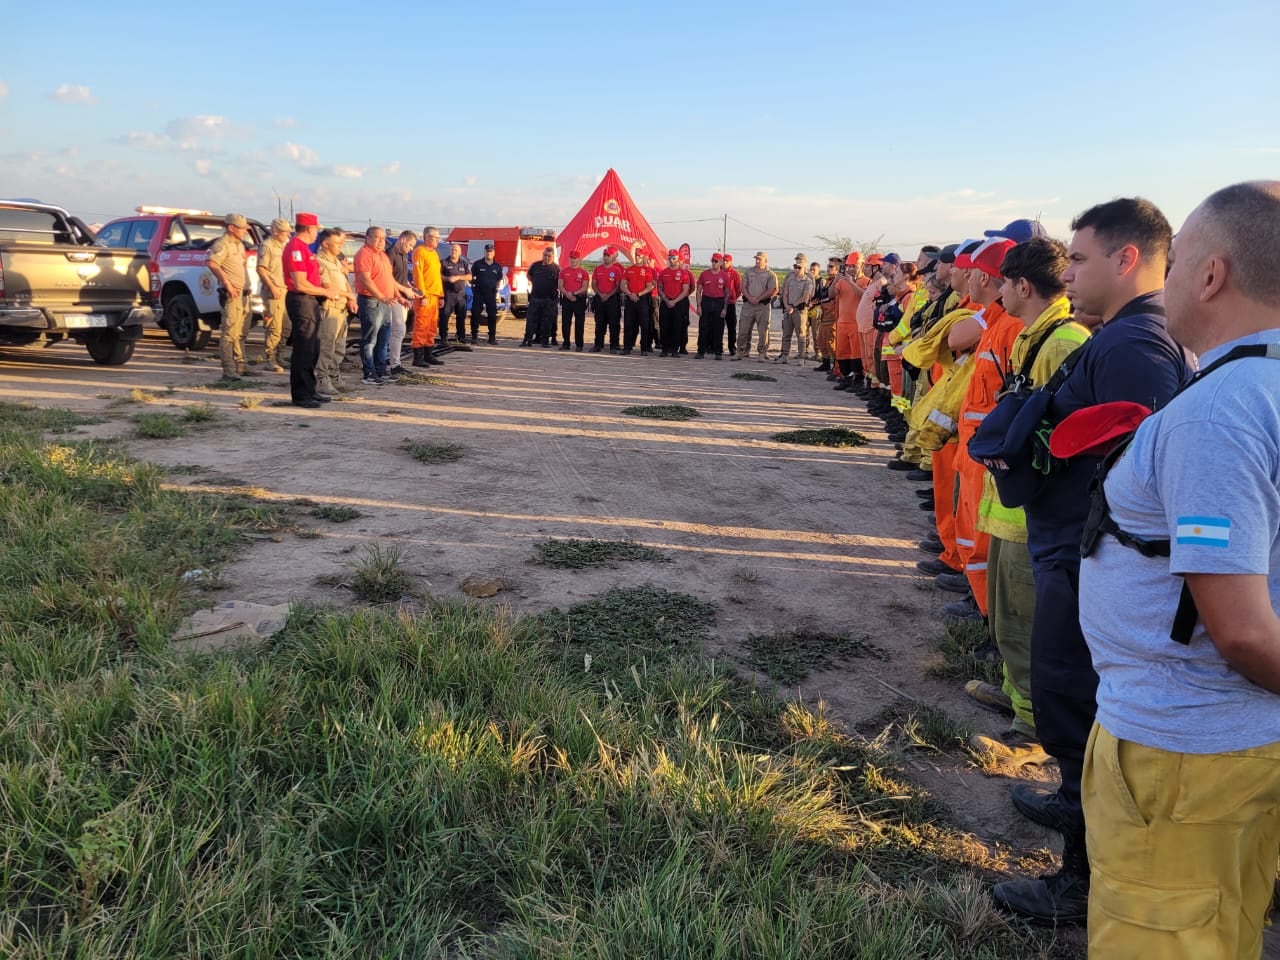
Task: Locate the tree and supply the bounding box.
[814,233,884,260]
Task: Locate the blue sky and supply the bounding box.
[2,0,1276,261]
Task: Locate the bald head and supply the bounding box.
[1198,181,1280,307]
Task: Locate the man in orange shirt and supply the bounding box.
[830,252,869,389]
[591,247,625,352]
[948,238,1021,613]
[411,226,443,367]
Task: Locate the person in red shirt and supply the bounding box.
[656,249,693,357]
[695,254,731,359]
[591,247,624,352]
[557,250,590,351]
[283,212,344,408]
[723,254,741,355]
[621,249,656,355]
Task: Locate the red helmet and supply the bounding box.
[845,251,862,266]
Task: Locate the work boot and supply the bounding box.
[412,347,430,368]
[965,680,1014,716]
[914,487,934,499]
[942,595,984,623]
[918,538,944,554]
[833,376,853,391]
[968,729,1054,769]
[917,558,959,576]
[488,333,498,344]
[1010,784,1071,832]
[815,358,831,373]
[264,352,285,373]
[887,457,916,471]
[425,350,445,366]
[991,836,1089,925]
[906,469,933,482]
[935,571,971,594]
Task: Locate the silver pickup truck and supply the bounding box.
[0,200,156,365]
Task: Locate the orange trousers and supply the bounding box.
[859,331,877,380]
[834,323,860,376]
[955,452,990,614]
[411,297,440,348]
[932,441,961,571]
[885,354,904,396]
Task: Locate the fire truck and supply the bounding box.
[445,226,559,317]
[95,206,268,350]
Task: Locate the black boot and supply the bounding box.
[991,833,1089,925]
[833,376,853,391]
[815,358,831,373]
[412,347,430,368]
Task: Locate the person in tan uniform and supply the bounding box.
[315,228,357,398]
[206,213,253,379]
[256,218,291,372]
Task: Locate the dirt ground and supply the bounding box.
[5,316,1278,953]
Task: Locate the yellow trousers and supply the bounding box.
[1083,723,1280,959]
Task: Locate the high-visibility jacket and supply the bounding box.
[975,298,1091,542]
[905,304,977,445]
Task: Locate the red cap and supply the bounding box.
[603,245,618,256]
[569,250,581,258]
[845,251,862,266]
[710,253,723,261]
[865,253,884,266]
[970,238,1017,279]
[1049,401,1152,459]
[295,212,319,227]
[667,248,679,257]
[722,254,733,263]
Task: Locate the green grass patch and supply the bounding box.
[0,402,104,433]
[744,629,888,685]
[731,372,777,382]
[771,427,867,447]
[621,404,701,421]
[181,402,218,423]
[927,618,1003,687]
[200,377,257,391]
[132,412,187,439]
[311,504,362,523]
[402,440,463,464]
[531,537,670,569]
[346,543,415,603]
[392,371,453,386]
[0,419,1070,959]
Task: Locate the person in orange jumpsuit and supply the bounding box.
[830,252,870,389]
[411,226,443,366]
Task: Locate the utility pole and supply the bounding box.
[722,214,728,259]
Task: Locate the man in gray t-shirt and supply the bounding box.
[1078,181,1280,958]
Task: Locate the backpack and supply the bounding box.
[1077,342,1280,644]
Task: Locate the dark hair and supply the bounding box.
[1070,197,1171,265]
[999,237,1068,299]
[1199,181,1280,307]
[316,228,342,246]
[399,229,416,241]
[919,245,941,256]
[897,262,918,280]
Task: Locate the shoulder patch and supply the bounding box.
[1175,516,1231,547]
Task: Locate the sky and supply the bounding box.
[2,0,1277,262]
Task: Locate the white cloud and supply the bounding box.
[463,175,478,187]
[381,160,400,176]
[195,159,211,175]
[47,84,97,105]
[0,81,8,98]
[272,117,298,129]
[274,142,363,178]
[332,165,363,179]
[164,115,250,148]
[116,131,169,148]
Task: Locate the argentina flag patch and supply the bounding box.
[1175,516,1231,548]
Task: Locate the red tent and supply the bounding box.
[557,168,666,264]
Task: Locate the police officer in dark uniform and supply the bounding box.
[470,244,503,344]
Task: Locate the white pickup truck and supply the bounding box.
[95,206,267,350]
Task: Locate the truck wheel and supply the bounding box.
[84,330,136,366]
[165,295,212,350]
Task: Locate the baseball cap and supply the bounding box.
[723,254,733,264]
[754,251,766,258]
[604,245,618,256]
[711,253,724,261]
[225,213,248,228]
[269,217,291,233]
[881,252,902,267]
[667,248,679,257]
[484,243,495,251]
[936,243,960,264]
[865,253,884,266]
[1049,401,1152,459]
[918,259,937,275]
[985,218,1049,243]
[295,212,319,227]
[952,239,985,270]
[569,249,580,257]
[970,238,1017,279]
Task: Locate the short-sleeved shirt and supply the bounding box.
[560,266,589,296]
[207,231,248,291]
[725,268,742,301]
[1024,293,1193,563]
[283,236,320,291]
[623,264,653,296]
[593,263,624,297]
[352,244,394,298]
[696,269,729,299]
[658,266,692,300]
[472,258,504,292]
[317,251,349,312]
[831,275,867,326]
[412,245,442,297]
[257,236,287,297]
[527,261,560,299]
[441,256,470,294]
[1081,328,1280,754]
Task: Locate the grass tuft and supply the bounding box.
[744,629,888,685]
[771,427,867,447]
[132,412,187,439]
[927,618,1003,687]
[311,504,362,523]
[392,371,452,386]
[403,440,463,464]
[347,543,415,603]
[621,404,701,421]
[0,402,103,433]
[201,378,257,391]
[237,396,262,410]
[731,372,778,382]
[181,403,218,423]
[532,537,670,569]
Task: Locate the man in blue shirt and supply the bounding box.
[1078,181,1280,958]
[993,199,1193,923]
[470,243,504,344]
